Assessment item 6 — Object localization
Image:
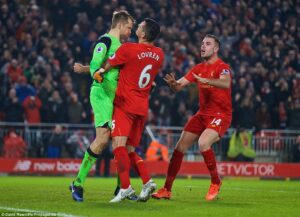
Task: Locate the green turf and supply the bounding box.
[0,176,299,217]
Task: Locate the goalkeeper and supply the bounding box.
[69,10,135,202]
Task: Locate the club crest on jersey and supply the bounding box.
[109,54,116,59]
[97,47,103,53]
[221,69,230,75]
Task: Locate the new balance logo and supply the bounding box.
[13,160,31,171]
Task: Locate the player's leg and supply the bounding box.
[110,136,136,203]
[109,107,136,203]
[152,131,198,199]
[127,116,151,185]
[73,126,110,186]
[70,86,112,202]
[70,126,110,201]
[127,117,156,201]
[153,114,204,199]
[198,128,221,200]
[127,145,149,183]
[200,116,231,201]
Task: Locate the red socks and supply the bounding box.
[164,149,184,191]
[113,146,130,189]
[129,152,150,184]
[202,148,220,184]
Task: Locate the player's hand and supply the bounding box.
[74,63,83,73]
[93,71,103,83]
[164,73,178,87]
[192,73,209,84]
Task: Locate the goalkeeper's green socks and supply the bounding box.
[74,147,99,187]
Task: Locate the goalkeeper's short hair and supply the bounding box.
[111,10,135,28]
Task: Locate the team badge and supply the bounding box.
[221,69,231,75]
[96,47,103,53]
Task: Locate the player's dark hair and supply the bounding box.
[111,10,135,28]
[205,34,221,48]
[143,18,160,42]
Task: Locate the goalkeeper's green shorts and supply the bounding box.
[90,85,116,128]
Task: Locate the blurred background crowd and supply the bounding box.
[0,0,300,131]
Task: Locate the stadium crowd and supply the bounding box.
[0,0,300,130]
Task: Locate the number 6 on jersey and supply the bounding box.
[138,64,152,88]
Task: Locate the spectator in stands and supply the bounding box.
[22,95,42,124]
[6,59,23,84]
[0,0,299,129]
[15,76,36,103]
[44,124,65,158]
[44,90,67,123]
[2,129,27,158]
[236,89,258,129]
[67,92,85,124]
[288,98,300,129]
[150,86,172,126]
[66,130,90,158]
[255,102,272,129]
[3,88,24,122]
[38,78,53,105]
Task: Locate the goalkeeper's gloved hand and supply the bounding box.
[93,72,103,83]
[93,68,105,83]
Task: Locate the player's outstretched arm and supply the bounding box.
[164,73,189,92]
[73,63,90,74]
[192,73,231,89]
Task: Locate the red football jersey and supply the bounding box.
[108,42,164,116]
[185,58,232,118]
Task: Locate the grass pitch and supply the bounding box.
[0,176,299,217]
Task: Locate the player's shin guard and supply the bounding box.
[129,152,150,184]
[113,146,131,189]
[164,149,184,191]
[74,147,99,186]
[202,148,220,184]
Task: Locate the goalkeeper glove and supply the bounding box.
[93,68,105,83]
[94,72,103,83]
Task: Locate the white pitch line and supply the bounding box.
[183,186,300,194]
[0,206,85,217]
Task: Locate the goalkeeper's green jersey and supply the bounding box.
[90,33,121,89]
[89,33,121,128]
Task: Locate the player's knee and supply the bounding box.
[97,138,110,147]
[90,141,108,154]
[198,140,211,151]
[94,136,109,148]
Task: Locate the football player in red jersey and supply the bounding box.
[96,18,164,203]
[152,34,232,201]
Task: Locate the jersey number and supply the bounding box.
[111,120,115,130]
[210,118,222,126]
[138,64,152,88]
